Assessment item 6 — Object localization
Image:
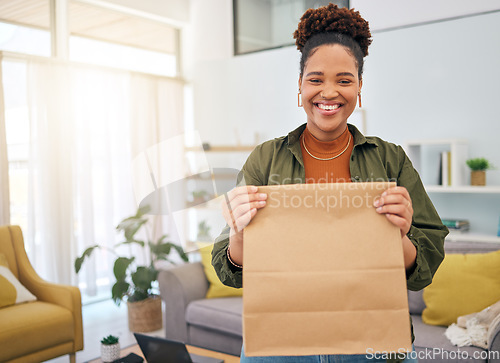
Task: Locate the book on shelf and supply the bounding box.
[447,229,470,236]
[441,218,470,231]
[439,151,451,186]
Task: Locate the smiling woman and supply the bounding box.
[212,3,448,363]
[299,45,360,141]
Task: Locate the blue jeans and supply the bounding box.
[240,345,418,363]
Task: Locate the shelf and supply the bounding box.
[406,139,468,146]
[446,233,500,244]
[185,173,238,180]
[185,145,255,152]
[405,139,469,187]
[191,203,223,211]
[425,185,500,194]
[185,195,225,210]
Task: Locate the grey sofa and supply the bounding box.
[158,240,500,361]
[158,262,242,355]
[410,241,500,363]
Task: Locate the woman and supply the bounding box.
[212,4,448,362]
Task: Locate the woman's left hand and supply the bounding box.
[374,186,413,238]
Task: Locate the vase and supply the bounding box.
[127,295,162,332]
[101,342,120,362]
[470,170,486,186]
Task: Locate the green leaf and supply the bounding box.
[116,217,148,241]
[113,257,134,280]
[115,239,145,248]
[150,240,188,262]
[128,290,150,302]
[150,241,172,257]
[135,205,151,217]
[111,280,130,305]
[156,234,170,244]
[74,245,100,273]
[115,206,151,241]
[172,243,189,262]
[101,335,119,345]
[131,266,156,291]
[466,157,493,171]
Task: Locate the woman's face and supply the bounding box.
[299,44,361,141]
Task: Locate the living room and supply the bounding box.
[1,0,500,362]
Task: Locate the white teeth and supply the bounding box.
[317,104,340,111]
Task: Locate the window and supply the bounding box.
[69,36,177,77]
[69,1,179,77]
[0,0,51,56]
[233,0,349,55]
[1,0,183,304]
[3,60,30,237]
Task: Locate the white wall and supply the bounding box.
[360,11,500,234]
[191,46,302,146]
[187,1,500,149]
[182,0,233,80]
[351,0,500,31]
[362,11,500,170]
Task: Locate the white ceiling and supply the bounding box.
[0,0,177,54]
[0,0,50,29]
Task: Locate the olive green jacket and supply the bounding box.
[211,123,448,360]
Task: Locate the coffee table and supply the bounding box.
[88,344,240,362]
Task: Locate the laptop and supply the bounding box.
[134,333,224,363]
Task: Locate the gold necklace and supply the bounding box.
[302,133,352,161]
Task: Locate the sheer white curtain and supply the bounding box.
[25,59,184,294]
[26,61,75,284]
[129,74,187,253]
[0,60,10,226]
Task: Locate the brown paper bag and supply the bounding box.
[243,182,411,357]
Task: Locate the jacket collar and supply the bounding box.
[287,123,379,148]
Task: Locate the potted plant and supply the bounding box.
[190,190,210,206]
[197,220,212,242]
[100,335,120,362]
[466,158,493,186]
[75,205,189,332]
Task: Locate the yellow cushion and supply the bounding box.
[198,243,243,299]
[0,253,9,267]
[0,253,37,308]
[422,250,500,326]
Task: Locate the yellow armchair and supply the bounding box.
[0,225,83,363]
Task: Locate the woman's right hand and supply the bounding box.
[221,185,267,266]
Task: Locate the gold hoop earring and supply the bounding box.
[358,92,362,108]
[298,92,303,107]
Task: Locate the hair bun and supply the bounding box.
[293,3,372,57]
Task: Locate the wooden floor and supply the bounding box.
[44,299,165,363]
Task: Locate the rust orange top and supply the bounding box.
[300,126,353,183]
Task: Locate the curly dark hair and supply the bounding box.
[293,3,372,77]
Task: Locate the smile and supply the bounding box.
[316,103,341,111]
